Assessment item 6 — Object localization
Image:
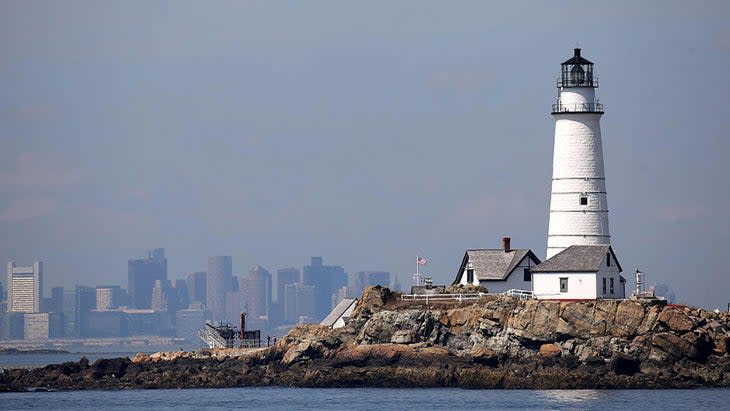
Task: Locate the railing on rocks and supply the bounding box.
[399,289,534,303]
[503,289,533,300]
[400,293,486,303]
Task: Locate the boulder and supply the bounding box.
[354,285,397,315]
[591,300,618,336]
[539,343,561,358]
[556,302,593,339]
[470,348,499,366]
[651,332,695,359]
[612,300,645,338]
[658,308,694,333]
[91,357,130,378]
[714,334,730,355]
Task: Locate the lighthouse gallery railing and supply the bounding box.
[551,102,604,113]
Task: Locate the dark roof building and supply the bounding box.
[531,245,622,273]
[452,237,540,294]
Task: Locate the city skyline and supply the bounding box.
[1,2,729,309]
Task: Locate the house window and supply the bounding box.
[467,268,474,284]
[523,268,531,282]
[607,252,611,267]
[610,278,615,294]
[580,196,588,206]
[602,277,606,294]
[559,277,568,293]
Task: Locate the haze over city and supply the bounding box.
[1,1,729,309]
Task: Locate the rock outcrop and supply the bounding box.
[2,286,729,391]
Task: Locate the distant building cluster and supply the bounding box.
[0,251,395,342]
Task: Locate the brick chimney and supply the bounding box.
[502,237,511,253]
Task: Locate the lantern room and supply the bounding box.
[559,48,596,88]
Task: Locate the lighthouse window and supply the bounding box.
[467,268,474,283]
[570,64,585,85]
[559,277,568,293]
[523,268,531,282]
[610,278,615,294]
[580,196,588,206]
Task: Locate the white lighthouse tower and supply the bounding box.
[546,48,610,259]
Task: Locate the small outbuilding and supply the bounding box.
[531,244,626,300]
[320,298,358,329]
[452,237,541,294]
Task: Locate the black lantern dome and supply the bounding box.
[559,48,596,88]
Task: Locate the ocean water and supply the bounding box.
[1,352,729,410]
[1,387,729,410]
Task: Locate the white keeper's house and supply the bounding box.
[452,237,541,294]
[531,245,625,300]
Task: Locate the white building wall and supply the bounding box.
[547,109,610,259]
[594,253,624,299]
[457,255,538,293]
[533,272,597,300]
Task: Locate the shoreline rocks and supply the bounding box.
[1,287,729,391]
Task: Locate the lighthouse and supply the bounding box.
[546,49,610,259]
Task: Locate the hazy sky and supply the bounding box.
[1,1,729,308]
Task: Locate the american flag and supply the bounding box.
[417,256,428,266]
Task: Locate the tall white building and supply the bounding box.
[6,261,43,313]
[546,49,611,259]
[206,256,232,322]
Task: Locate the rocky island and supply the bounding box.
[2,286,729,391]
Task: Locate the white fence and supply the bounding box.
[400,289,533,303]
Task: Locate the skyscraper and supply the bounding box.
[284,283,315,324]
[302,257,347,321]
[151,279,174,312]
[242,266,271,329]
[75,285,96,337]
[6,261,43,313]
[185,271,207,306]
[128,249,167,309]
[276,267,300,304]
[206,256,232,322]
[96,286,123,311]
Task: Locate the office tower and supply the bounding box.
[173,279,190,310]
[276,267,300,304]
[151,279,174,312]
[62,290,76,337]
[284,283,315,324]
[128,248,167,309]
[225,289,243,325]
[75,285,96,337]
[242,266,271,329]
[6,261,43,313]
[354,271,391,297]
[96,285,123,311]
[206,256,232,322]
[185,271,207,306]
[302,257,347,321]
[49,286,64,313]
